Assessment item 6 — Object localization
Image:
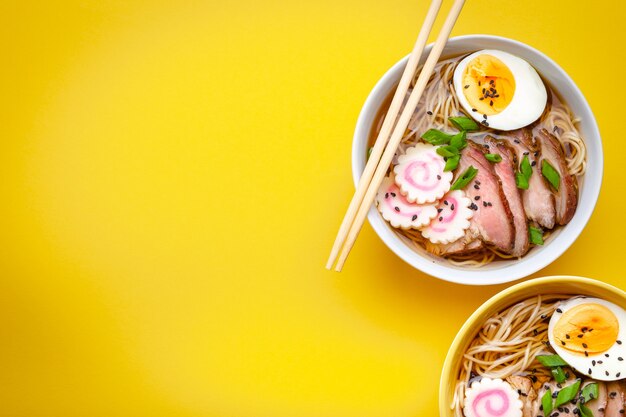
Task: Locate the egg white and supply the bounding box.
[452,49,547,131]
[548,297,626,381]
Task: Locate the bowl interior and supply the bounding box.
[352,35,602,285]
[438,276,626,417]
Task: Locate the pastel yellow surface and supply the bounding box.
[0,0,623,415]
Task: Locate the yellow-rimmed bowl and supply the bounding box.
[439,276,626,417]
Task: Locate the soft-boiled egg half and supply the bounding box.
[452,50,547,131]
[548,297,626,381]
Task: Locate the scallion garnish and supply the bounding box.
[582,383,599,403]
[451,166,478,191]
[421,129,455,145]
[541,389,553,417]
[485,153,502,163]
[515,172,529,190]
[448,116,480,132]
[444,155,460,172]
[536,354,568,367]
[520,155,532,178]
[542,160,561,191]
[450,131,467,150]
[436,145,459,158]
[529,226,544,246]
[551,366,567,384]
[516,155,532,190]
[579,404,594,417]
[554,380,581,408]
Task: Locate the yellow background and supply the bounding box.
[1,0,624,415]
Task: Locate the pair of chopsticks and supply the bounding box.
[326,0,466,272]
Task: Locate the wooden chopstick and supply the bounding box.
[325,0,443,270]
[330,0,466,271]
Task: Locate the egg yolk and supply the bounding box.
[553,303,619,355]
[461,54,515,116]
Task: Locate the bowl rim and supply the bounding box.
[437,275,626,416]
[351,34,603,286]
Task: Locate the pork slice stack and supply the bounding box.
[435,127,578,258]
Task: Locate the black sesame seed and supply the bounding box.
[514,139,520,144]
[474,184,480,190]
[444,200,449,205]
[439,217,443,221]
[478,81,481,86]
[391,192,396,197]
[474,196,480,200]
[607,371,611,376]
[487,202,492,206]
[592,360,596,366]
[598,360,603,364]
[412,215,417,221]
[606,354,610,357]
[582,327,588,332]
[619,357,624,361]
[483,201,488,207]
[585,351,589,357]
[437,208,443,213]
[483,114,488,119]
[618,372,622,377]
[464,85,470,89]
[427,111,433,115]
[618,340,622,344]
[479,97,484,101]
[556,308,562,313]
[475,181,481,185]
[472,108,477,112]
[490,100,493,106]
[531,161,537,166]
[385,193,389,199]
[394,206,400,212]
[561,340,566,346]
[578,334,584,338]
[566,334,570,339]
[611,392,617,399]
[589,368,592,375]
[582,343,588,348]
[437,175,441,180]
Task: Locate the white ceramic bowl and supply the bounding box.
[352,35,602,285]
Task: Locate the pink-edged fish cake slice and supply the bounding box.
[420,190,474,244]
[375,175,438,230]
[393,143,452,204]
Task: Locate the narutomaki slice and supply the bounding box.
[393,143,452,204]
[463,378,523,417]
[421,190,474,244]
[375,175,438,229]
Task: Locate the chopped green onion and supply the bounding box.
[421,129,455,145]
[515,172,529,190]
[367,147,373,160]
[451,166,478,191]
[450,131,467,150]
[444,155,460,172]
[582,383,599,403]
[449,116,480,132]
[541,389,553,417]
[436,145,459,158]
[542,160,561,191]
[555,379,581,408]
[579,404,594,417]
[520,155,532,179]
[536,354,568,367]
[529,226,544,246]
[515,155,532,190]
[551,366,567,383]
[485,153,502,163]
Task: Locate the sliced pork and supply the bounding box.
[536,128,578,226]
[506,376,537,417]
[605,381,625,417]
[456,141,515,253]
[485,136,529,257]
[435,233,483,256]
[507,128,556,229]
